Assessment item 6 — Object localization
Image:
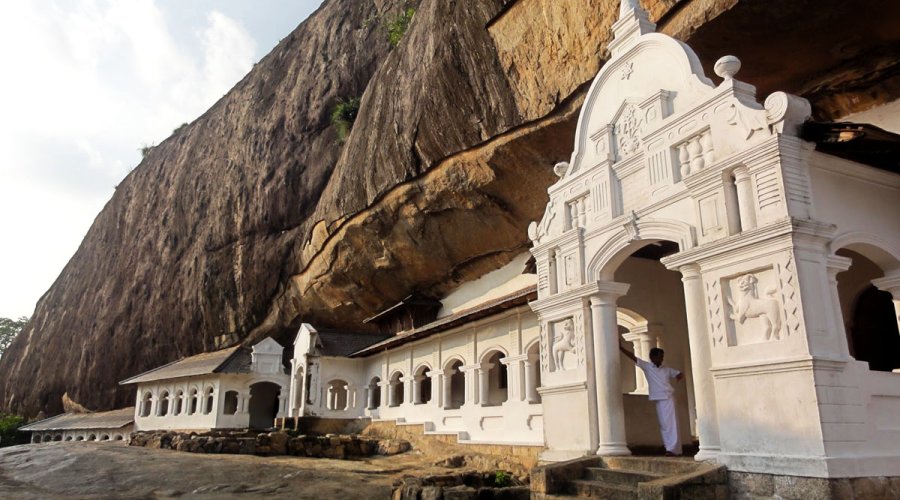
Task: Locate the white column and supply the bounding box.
[500,357,520,402]
[826,256,853,359]
[478,364,492,406]
[523,357,538,403]
[413,377,423,404]
[379,382,389,408]
[872,271,900,335]
[733,166,757,231]
[591,289,631,456]
[402,376,414,406]
[429,372,441,407]
[345,384,352,411]
[326,385,334,410]
[462,365,477,407]
[680,264,721,460]
[442,370,452,408]
[366,386,374,410]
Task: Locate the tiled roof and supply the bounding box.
[350,285,537,357]
[20,408,134,431]
[315,329,391,357]
[118,346,242,385]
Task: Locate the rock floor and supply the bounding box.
[0,442,454,499]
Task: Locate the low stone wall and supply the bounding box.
[393,471,529,500]
[129,430,410,459]
[729,471,900,500]
[362,420,541,478]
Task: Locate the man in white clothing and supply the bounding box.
[619,345,683,456]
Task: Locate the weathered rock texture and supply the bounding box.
[1,0,899,416]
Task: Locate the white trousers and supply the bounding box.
[654,396,682,455]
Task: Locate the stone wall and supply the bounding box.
[128,430,409,459]
[362,420,541,478]
[393,471,529,500]
[729,471,900,500]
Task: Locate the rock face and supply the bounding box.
[1,0,898,417]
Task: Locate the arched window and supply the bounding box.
[174,390,184,416]
[100,434,110,441]
[114,435,124,441]
[157,391,170,416]
[367,377,381,409]
[75,436,84,441]
[326,380,349,410]
[444,359,465,410]
[65,436,73,441]
[140,391,153,417]
[480,350,508,406]
[414,366,431,405]
[223,391,239,415]
[204,387,215,415]
[389,372,404,407]
[188,388,199,415]
[87,434,96,441]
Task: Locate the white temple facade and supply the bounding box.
[286,0,900,480]
[114,1,900,484]
[120,338,290,431]
[521,0,900,478]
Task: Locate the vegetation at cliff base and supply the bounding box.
[0,413,27,447]
[0,316,28,358]
[330,96,361,143]
[386,8,415,47]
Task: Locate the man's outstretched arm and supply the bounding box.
[619,344,637,363]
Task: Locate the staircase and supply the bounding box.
[531,455,728,499]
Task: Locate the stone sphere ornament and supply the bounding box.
[714,55,741,80]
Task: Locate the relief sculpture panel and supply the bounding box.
[726,270,783,344]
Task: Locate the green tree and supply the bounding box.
[0,413,27,447]
[330,97,361,143]
[0,316,28,358]
[385,8,415,47]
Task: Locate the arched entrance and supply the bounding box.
[835,247,900,371]
[248,382,281,430]
[608,242,697,454]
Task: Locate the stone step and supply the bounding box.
[599,455,699,475]
[583,466,664,486]
[567,479,636,499]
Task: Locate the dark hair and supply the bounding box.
[649,347,665,357]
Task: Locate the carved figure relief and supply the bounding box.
[551,319,576,371]
[727,274,783,340]
[614,103,642,159]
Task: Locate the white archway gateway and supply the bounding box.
[527,0,900,478]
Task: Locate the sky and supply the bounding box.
[0,0,324,319]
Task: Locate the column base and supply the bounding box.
[694,446,721,462]
[596,443,631,456]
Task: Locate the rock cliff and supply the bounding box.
[1,0,898,416]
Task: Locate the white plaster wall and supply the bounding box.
[437,252,536,317]
[840,98,900,135]
[357,305,544,445]
[134,377,222,431]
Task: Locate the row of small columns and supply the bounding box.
[591,265,720,459]
[365,355,541,410]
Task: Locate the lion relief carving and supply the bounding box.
[727,274,783,341]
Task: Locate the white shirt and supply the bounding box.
[636,358,681,401]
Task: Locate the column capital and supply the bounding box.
[589,281,630,306]
[825,255,852,276]
[872,272,900,295]
[679,263,702,280]
[732,164,751,181]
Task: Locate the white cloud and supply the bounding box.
[0,0,257,318]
